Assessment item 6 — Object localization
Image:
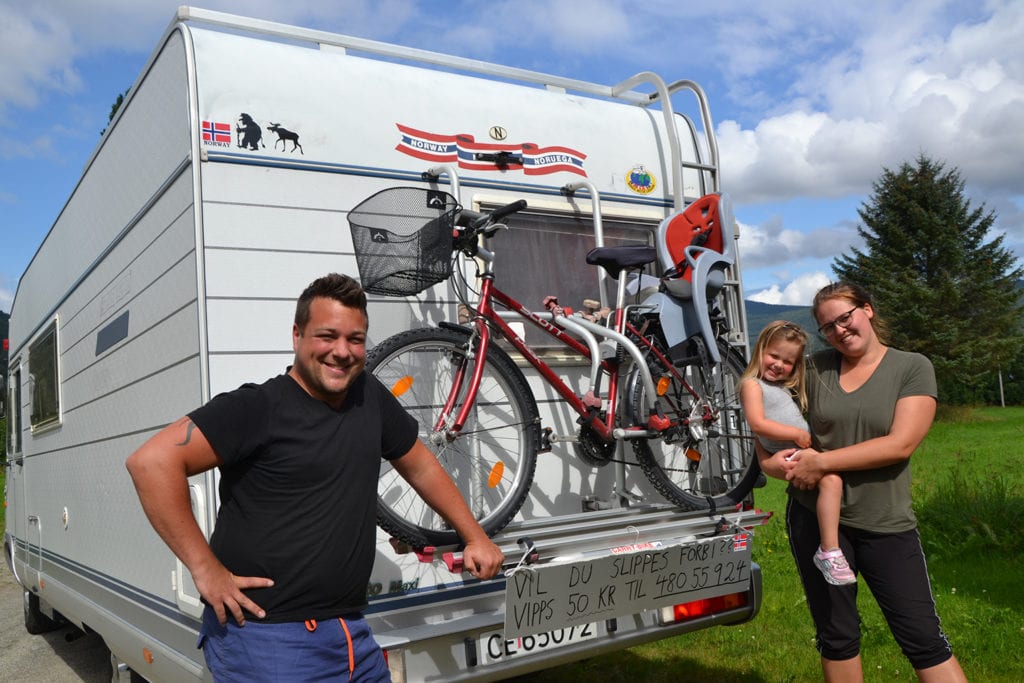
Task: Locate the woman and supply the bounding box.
[757,282,967,682]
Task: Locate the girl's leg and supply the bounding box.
[817,473,843,550]
[812,474,856,585]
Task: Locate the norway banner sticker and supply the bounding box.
[395,123,586,176]
[202,120,232,145]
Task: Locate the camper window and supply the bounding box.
[29,322,60,431]
[492,210,656,349]
[7,366,21,453]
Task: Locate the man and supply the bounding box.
[127,273,504,681]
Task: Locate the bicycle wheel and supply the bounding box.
[630,338,759,511]
[367,325,540,547]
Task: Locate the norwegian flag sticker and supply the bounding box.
[732,533,750,552]
[202,120,232,145]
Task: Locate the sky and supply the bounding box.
[1,0,1022,314]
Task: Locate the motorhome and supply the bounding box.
[4,7,765,681]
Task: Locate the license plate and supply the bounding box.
[479,622,599,664]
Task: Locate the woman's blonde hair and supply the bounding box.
[811,281,890,345]
[741,320,809,411]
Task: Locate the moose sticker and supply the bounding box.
[267,123,303,154]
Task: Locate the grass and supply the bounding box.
[509,406,1024,682]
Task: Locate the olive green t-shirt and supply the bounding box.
[790,347,937,533]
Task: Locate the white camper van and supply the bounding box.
[4,7,767,682]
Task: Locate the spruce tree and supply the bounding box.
[833,155,1024,404]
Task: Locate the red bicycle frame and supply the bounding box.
[440,275,696,442]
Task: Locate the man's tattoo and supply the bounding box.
[175,419,197,446]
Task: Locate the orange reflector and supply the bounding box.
[488,461,505,488]
[391,376,413,397]
[685,447,702,462]
[656,376,672,396]
[143,648,154,664]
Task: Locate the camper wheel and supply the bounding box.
[23,589,60,634]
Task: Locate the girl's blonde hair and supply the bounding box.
[741,320,809,411]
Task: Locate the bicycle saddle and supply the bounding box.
[585,245,657,279]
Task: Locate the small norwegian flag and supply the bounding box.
[202,120,232,144]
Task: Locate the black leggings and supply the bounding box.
[785,497,954,669]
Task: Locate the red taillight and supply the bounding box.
[661,591,748,624]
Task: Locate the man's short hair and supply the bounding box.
[294,273,368,329]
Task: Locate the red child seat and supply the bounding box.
[656,192,735,300]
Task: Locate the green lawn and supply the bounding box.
[512,406,1024,682]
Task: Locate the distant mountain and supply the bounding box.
[742,300,826,352]
[744,278,1024,350]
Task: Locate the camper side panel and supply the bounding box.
[6,29,211,681]
[8,32,192,349]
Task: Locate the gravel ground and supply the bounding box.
[0,566,110,682]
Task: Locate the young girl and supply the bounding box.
[739,321,854,585]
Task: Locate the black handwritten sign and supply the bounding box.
[503,534,752,638]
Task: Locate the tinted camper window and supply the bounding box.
[29,322,60,431]
[492,210,655,348]
[7,366,21,453]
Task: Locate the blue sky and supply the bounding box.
[1,0,1022,313]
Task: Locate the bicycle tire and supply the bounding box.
[630,338,759,511]
[367,325,540,547]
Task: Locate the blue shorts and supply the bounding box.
[198,606,390,682]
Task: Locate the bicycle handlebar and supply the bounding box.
[458,200,528,230]
[489,199,528,222]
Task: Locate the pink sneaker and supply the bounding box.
[813,547,856,585]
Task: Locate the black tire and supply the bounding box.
[631,339,759,511]
[23,590,60,635]
[367,326,540,547]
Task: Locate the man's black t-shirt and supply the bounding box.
[189,370,418,622]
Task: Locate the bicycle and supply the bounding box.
[348,187,758,548]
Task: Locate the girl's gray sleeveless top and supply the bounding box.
[756,378,808,452]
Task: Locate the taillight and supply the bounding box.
[657,591,748,624]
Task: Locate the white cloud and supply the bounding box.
[0,277,14,313]
[718,1,1024,205]
[737,215,859,270]
[747,272,832,306]
[0,6,79,120]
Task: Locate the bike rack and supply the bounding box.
[561,181,610,311]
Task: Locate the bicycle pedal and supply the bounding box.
[647,414,671,431]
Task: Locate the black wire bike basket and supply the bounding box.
[347,188,459,296]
